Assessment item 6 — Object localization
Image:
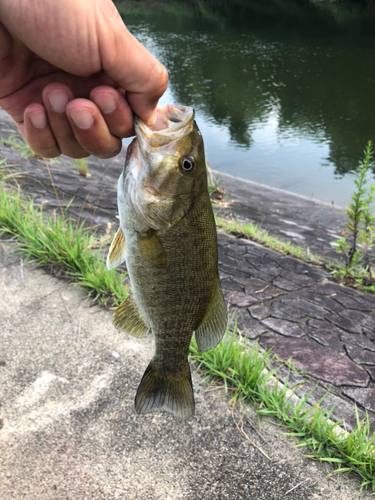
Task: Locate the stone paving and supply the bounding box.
[1,109,375,432]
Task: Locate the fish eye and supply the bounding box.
[180,156,195,173]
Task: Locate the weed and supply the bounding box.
[333,141,375,286]
[207,163,224,199]
[74,158,91,178]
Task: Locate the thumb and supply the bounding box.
[98,7,168,126]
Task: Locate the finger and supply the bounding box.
[66,98,122,159]
[22,104,61,158]
[100,22,169,126]
[90,86,134,138]
[43,83,89,159]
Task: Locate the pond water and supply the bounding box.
[118,1,375,207]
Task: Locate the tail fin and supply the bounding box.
[135,362,195,421]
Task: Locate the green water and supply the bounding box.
[118,0,375,207]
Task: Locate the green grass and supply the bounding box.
[1,181,375,491]
[215,215,323,265]
[0,183,128,307]
[2,133,58,162]
[190,322,375,492]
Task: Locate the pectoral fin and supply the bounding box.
[106,227,126,270]
[137,229,166,267]
[195,280,227,352]
[113,294,150,338]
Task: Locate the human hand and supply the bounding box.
[0,0,168,159]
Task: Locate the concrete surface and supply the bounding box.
[0,242,372,500]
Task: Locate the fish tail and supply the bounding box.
[135,362,195,421]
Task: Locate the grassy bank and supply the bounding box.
[0,180,375,492]
[215,215,323,265]
[0,183,128,307]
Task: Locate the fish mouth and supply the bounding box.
[134,104,194,151]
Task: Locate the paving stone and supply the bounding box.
[218,264,251,278]
[220,278,244,293]
[272,276,300,291]
[260,318,305,338]
[233,309,269,339]
[228,291,258,307]
[325,313,362,334]
[280,270,316,287]
[218,249,239,267]
[260,337,369,387]
[246,267,280,282]
[314,283,346,296]
[364,366,375,382]
[338,309,375,333]
[339,285,375,306]
[249,305,271,320]
[225,243,248,256]
[271,298,326,321]
[230,276,266,288]
[305,326,343,352]
[307,318,345,335]
[300,291,343,314]
[217,232,231,244]
[345,345,375,365]
[343,388,375,413]
[277,257,328,281]
[340,332,375,351]
[245,246,268,258]
[365,329,375,341]
[333,292,374,312]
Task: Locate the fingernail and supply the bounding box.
[68,109,94,130]
[29,110,47,129]
[47,90,69,113]
[94,93,117,115]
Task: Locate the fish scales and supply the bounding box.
[107,104,227,420]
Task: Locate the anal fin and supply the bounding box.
[106,227,126,270]
[135,362,195,421]
[113,294,149,338]
[195,279,227,352]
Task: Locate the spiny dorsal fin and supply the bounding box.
[106,227,126,270]
[135,361,195,421]
[195,279,227,352]
[113,294,150,339]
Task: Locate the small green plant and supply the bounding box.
[333,141,375,285]
[207,163,224,199]
[74,158,91,178]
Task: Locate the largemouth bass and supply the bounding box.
[106,104,227,420]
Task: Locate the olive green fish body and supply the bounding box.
[107,104,227,420]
